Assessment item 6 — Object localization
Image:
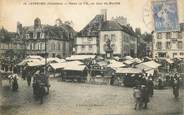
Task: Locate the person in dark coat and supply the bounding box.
[39,84,45,104]
[141,85,149,109]
[147,78,154,97]
[158,77,163,89]
[27,73,32,86]
[110,72,115,85]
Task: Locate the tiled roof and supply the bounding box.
[22,24,76,40]
[101,21,122,31]
[101,21,137,37]
[78,15,104,37]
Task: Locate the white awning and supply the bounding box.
[133,58,142,64]
[17,58,41,66]
[26,55,44,60]
[115,68,142,74]
[136,61,161,70]
[49,63,65,70]
[49,61,84,70]
[66,55,96,61]
[47,57,65,63]
[64,65,86,71]
[124,56,133,60]
[27,60,45,67]
[123,59,134,65]
[107,60,126,68]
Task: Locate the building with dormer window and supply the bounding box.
[17,18,76,58]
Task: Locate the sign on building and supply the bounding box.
[152,0,180,32]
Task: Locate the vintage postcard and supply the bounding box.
[0,0,183,115]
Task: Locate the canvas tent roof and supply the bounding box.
[26,60,45,67]
[47,57,65,63]
[66,55,96,61]
[63,65,86,71]
[123,59,134,65]
[49,61,84,70]
[115,68,142,74]
[133,58,142,64]
[107,60,126,68]
[17,58,41,66]
[26,55,44,60]
[124,56,133,60]
[136,61,161,70]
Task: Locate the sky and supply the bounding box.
[0,0,184,33]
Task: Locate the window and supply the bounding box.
[166,32,171,39]
[157,33,162,39]
[51,43,56,50]
[33,33,37,39]
[177,41,183,49]
[156,42,162,50]
[88,37,92,42]
[40,43,42,50]
[173,53,177,57]
[158,52,166,58]
[180,52,184,56]
[89,45,93,50]
[26,34,30,39]
[104,34,109,42]
[37,43,40,50]
[58,42,61,50]
[178,33,182,39]
[166,41,171,49]
[171,32,178,39]
[29,44,32,50]
[29,33,33,38]
[81,45,85,51]
[33,43,36,50]
[111,34,116,42]
[37,32,41,38]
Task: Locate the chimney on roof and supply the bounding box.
[101,9,107,21]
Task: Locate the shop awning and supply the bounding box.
[47,57,65,63]
[136,61,161,70]
[49,61,84,70]
[124,56,133,60]
[26,55,44,60]
[66,55,96,61]
[64,65,86,71]
[123,59,134,65]
[115,68,142,74]
[107,60,126,68]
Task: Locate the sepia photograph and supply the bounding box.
[0,0,183,114]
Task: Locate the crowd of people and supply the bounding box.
[132,73,181,110]
[132,74,154,110]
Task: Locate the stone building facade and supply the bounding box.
[75,10,137,58]
[153,23,184,59]
[17,18,76,58]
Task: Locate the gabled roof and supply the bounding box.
[101,21,122,31]
[22,24,76,40]
[78,15,104,37]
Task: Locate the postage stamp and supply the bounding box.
[152,0,180,32]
